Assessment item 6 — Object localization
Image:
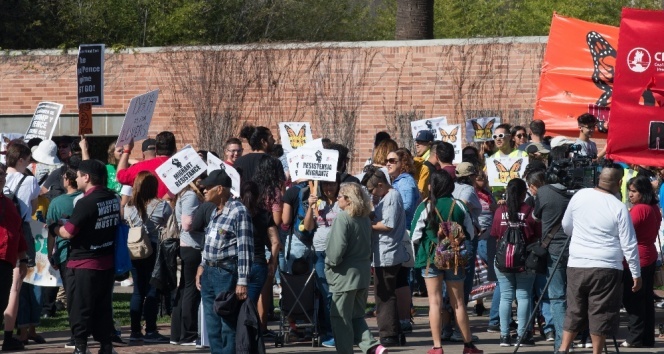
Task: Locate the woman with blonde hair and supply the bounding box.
[326,182,387,354]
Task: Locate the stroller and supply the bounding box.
[274,235,321,347]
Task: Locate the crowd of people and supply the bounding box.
[0,112,661,354]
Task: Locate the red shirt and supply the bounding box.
[116,156,170,198]
[490,203,541,245]
[0,196,27,266]
[628,203,661,267]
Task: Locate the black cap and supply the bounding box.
[200,169,233,188]
[142,139,156,152]
[77,159,106,180]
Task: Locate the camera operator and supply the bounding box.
[559,163,641,354]
[531,146,573,352]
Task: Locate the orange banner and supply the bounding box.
[534,13,619,138]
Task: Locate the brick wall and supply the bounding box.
[0,37,550,172]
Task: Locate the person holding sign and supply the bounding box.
[488,124,528,197]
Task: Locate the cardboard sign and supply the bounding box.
[534,14,618,137]
[300,138,324,150]
[23,220,62,287]
[278,122,313,151]
[206,153,240,197]
[77,44,105,106]
[607,9,664,166]
[78,103,93,135]
[410,117,448,141]
[24,102,63,141]
[287,148,339,182]
[486,157,529,187]
[438,124,463,164]
[466,117,500,143]
[116,89,160,147]
[156,145,207,194]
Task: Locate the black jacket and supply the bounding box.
[236,298,265,354]
[150,238,179,292]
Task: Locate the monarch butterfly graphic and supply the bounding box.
[439,127,459,143]
[471,119,495,140]
[494,159,523,184]
[285,124,307,149]
[587,31,616,107]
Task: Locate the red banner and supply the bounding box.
[607,8,664,166]
[534,13,619,137]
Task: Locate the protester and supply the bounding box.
[365,131,392,166]
[621,175,660,348]
[0,164,28,352]
[31,139,62,184]
[510,125,528,149]
[559,164,641,354]
[410,170,482,354]
[223,138,243,166]
[520,120,549,151]
[55,159,120,354]
[141,139,156,160]
[491,178,540,347]
[473,169,497,320]
[325,182,387,354]
[123,171,172,343]
[413,130,435,196]
[235,125,276,181]
[195,169,254,354]
[488,124,528,198]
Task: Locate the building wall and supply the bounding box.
[0,37,548,171]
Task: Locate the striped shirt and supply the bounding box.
[201,199,254,286]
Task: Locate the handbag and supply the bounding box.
[114,222,132,275]
[654,237,664,287]
[525,221,561,274]
[426,200,471,275]
[127,205,157,260]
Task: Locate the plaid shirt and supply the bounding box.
[202,199,254,286]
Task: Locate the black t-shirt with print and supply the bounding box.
[68,188,120,260]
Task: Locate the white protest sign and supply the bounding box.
[156,145,207,194]
[24,102,63,141]
[486,157,529,187]
[207,153,240,197]
[410,116,447,141]
[278,122,313,151]
[438,124,463,164]
[287,148,339,182]
[24,220,62,287]
[116,89,159,147]
[466,117,500,143]
[300,138,324,150]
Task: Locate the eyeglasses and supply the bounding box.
[386,158,399,164]
[492,133,509,140]
[226,149,243,154]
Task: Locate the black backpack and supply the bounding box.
[495,219,528,273]
[3,174,27,218]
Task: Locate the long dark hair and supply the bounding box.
[240,180,261,217]
[240,125,272,151]
[628,175,658,206]
[505,178,527,222]
[129,171,159,217]
[252,155,285,208]
[425,170,455,230]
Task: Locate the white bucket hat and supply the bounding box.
[32,140,61,165]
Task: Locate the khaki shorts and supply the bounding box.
[564,267,623,337]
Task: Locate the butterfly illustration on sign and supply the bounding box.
[285,124,307,149]
[587,31,616,107]
[494,159,523,183]
[471,119,495,140]
[439,127,459,143]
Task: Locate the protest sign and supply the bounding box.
[534,13,618,137]
[116,89,160,147]
[24,102,63,141]
[23,220,62,287]
[438,124,463,164]
[466,117,500,143]
[78,103,93,135]
[410,117,448,141]
[486,157,529,187]
[77,44,105,106]
[278,122,313,151]
[300,138,324,150]
[287,148,339,182]
[607,9,664,166]
[156,145,207,195]
[206,153,240,197]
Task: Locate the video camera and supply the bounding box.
[546,144,600,191]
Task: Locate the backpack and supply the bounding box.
[127,204,157,260]
[495,213,528,273]
[290,182,316,247]
[3,174,28,218]
[426,200,471,275]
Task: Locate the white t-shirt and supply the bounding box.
[562,188,640,278]
[4,171,40,221]
[574,138,598,157]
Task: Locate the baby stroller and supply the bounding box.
[274,236,321,347]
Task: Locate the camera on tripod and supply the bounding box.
[546,144,599,191]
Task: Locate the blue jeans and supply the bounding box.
[534,273,554,334]
[130,246,159,334]
[495,266,535,337]
[547,252,567,351]
[489,281,501,326]
[17,283,41,327]
[201,263,238,354]
[247,261,268,305]
[463,239,477,305]
[314,251,332,338]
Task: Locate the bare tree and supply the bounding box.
[395,0,434,40]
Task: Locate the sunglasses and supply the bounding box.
[515,133,526,138]
[492,133,509,140]
[386,158,399,164]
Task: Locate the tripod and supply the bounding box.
[512,233,620,354]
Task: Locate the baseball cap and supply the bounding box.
[455,162,478,177]
[415,130,434,143]
[200,169,233,188]
[142,139,156,152]
[525,142,550,154]
[77,159,106,180]
[550,136,573,148]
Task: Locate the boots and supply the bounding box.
[98,342,114,354]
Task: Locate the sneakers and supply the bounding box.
[128,332,143,342]
[462,345,484,354]
[499,335,511,347]
[400,320,413,334]
[143,331,169,343]
[574,339,592,348]
[474,303,486,316]
[2,336,25,351]
[514,332,535,347]
[110,334,125,346]
[486,325,500,333]
[427,347,443,354]
[372,344,389,354]
[322,338,335,348]
[545,331,555,342]
[379,336,400,347]
[65,337,76,349]
[179,340,197,346]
